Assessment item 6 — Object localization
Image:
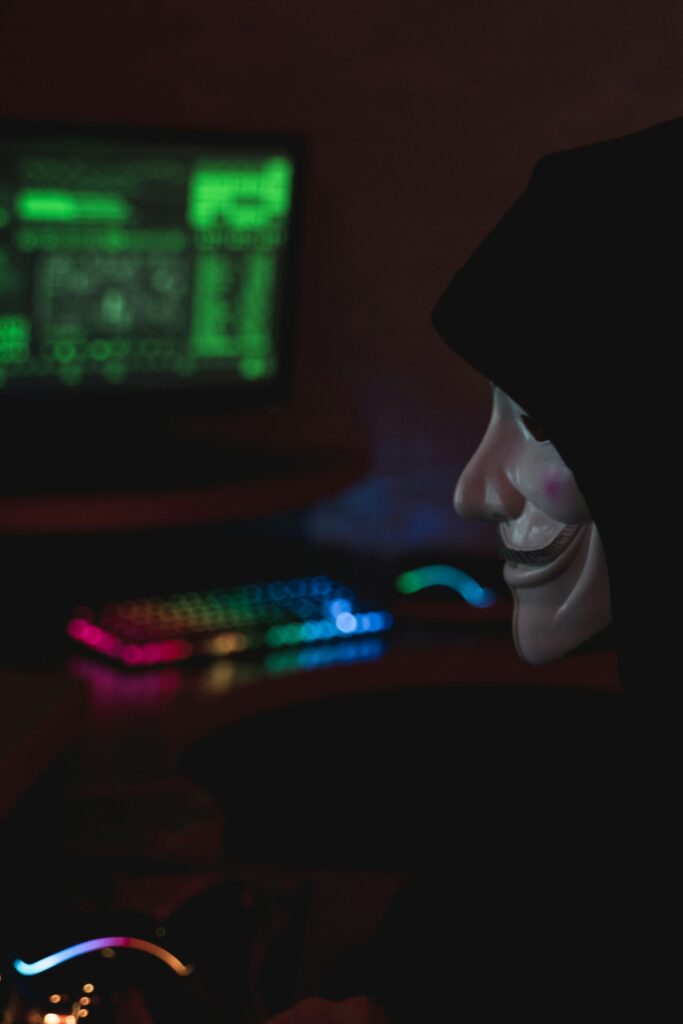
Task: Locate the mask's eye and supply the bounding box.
[520,413,549,443]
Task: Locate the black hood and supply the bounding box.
[432,116,683,697]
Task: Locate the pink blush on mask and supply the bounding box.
[544,473,563,501]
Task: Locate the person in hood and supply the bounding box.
[431,114,683,701]
[265,115,680,1023]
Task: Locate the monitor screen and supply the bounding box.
[0,122,303,405]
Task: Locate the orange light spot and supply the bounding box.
[207,631,247,655]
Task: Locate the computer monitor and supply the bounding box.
[0,121,305,496]
[0,120,304,411]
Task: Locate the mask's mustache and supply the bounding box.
[496,525,580,566]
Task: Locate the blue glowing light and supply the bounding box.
[396,565,497,608]
[335,612,358,634]
[375,611,394,630]
[264,638,386,675]
[300,621,322,641]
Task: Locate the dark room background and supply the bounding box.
[3,0,683,556]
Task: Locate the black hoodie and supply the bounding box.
[323,117,680,1021]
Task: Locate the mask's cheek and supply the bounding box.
[516,449,592,524]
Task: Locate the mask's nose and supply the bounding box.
[454,436,525,524]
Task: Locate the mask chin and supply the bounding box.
[508,523,613,665]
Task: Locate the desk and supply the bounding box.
[60,635,621,870]
[0,626,620,825]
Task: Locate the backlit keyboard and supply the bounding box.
[67,576,393,667]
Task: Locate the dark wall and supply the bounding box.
[3,1,683,555]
